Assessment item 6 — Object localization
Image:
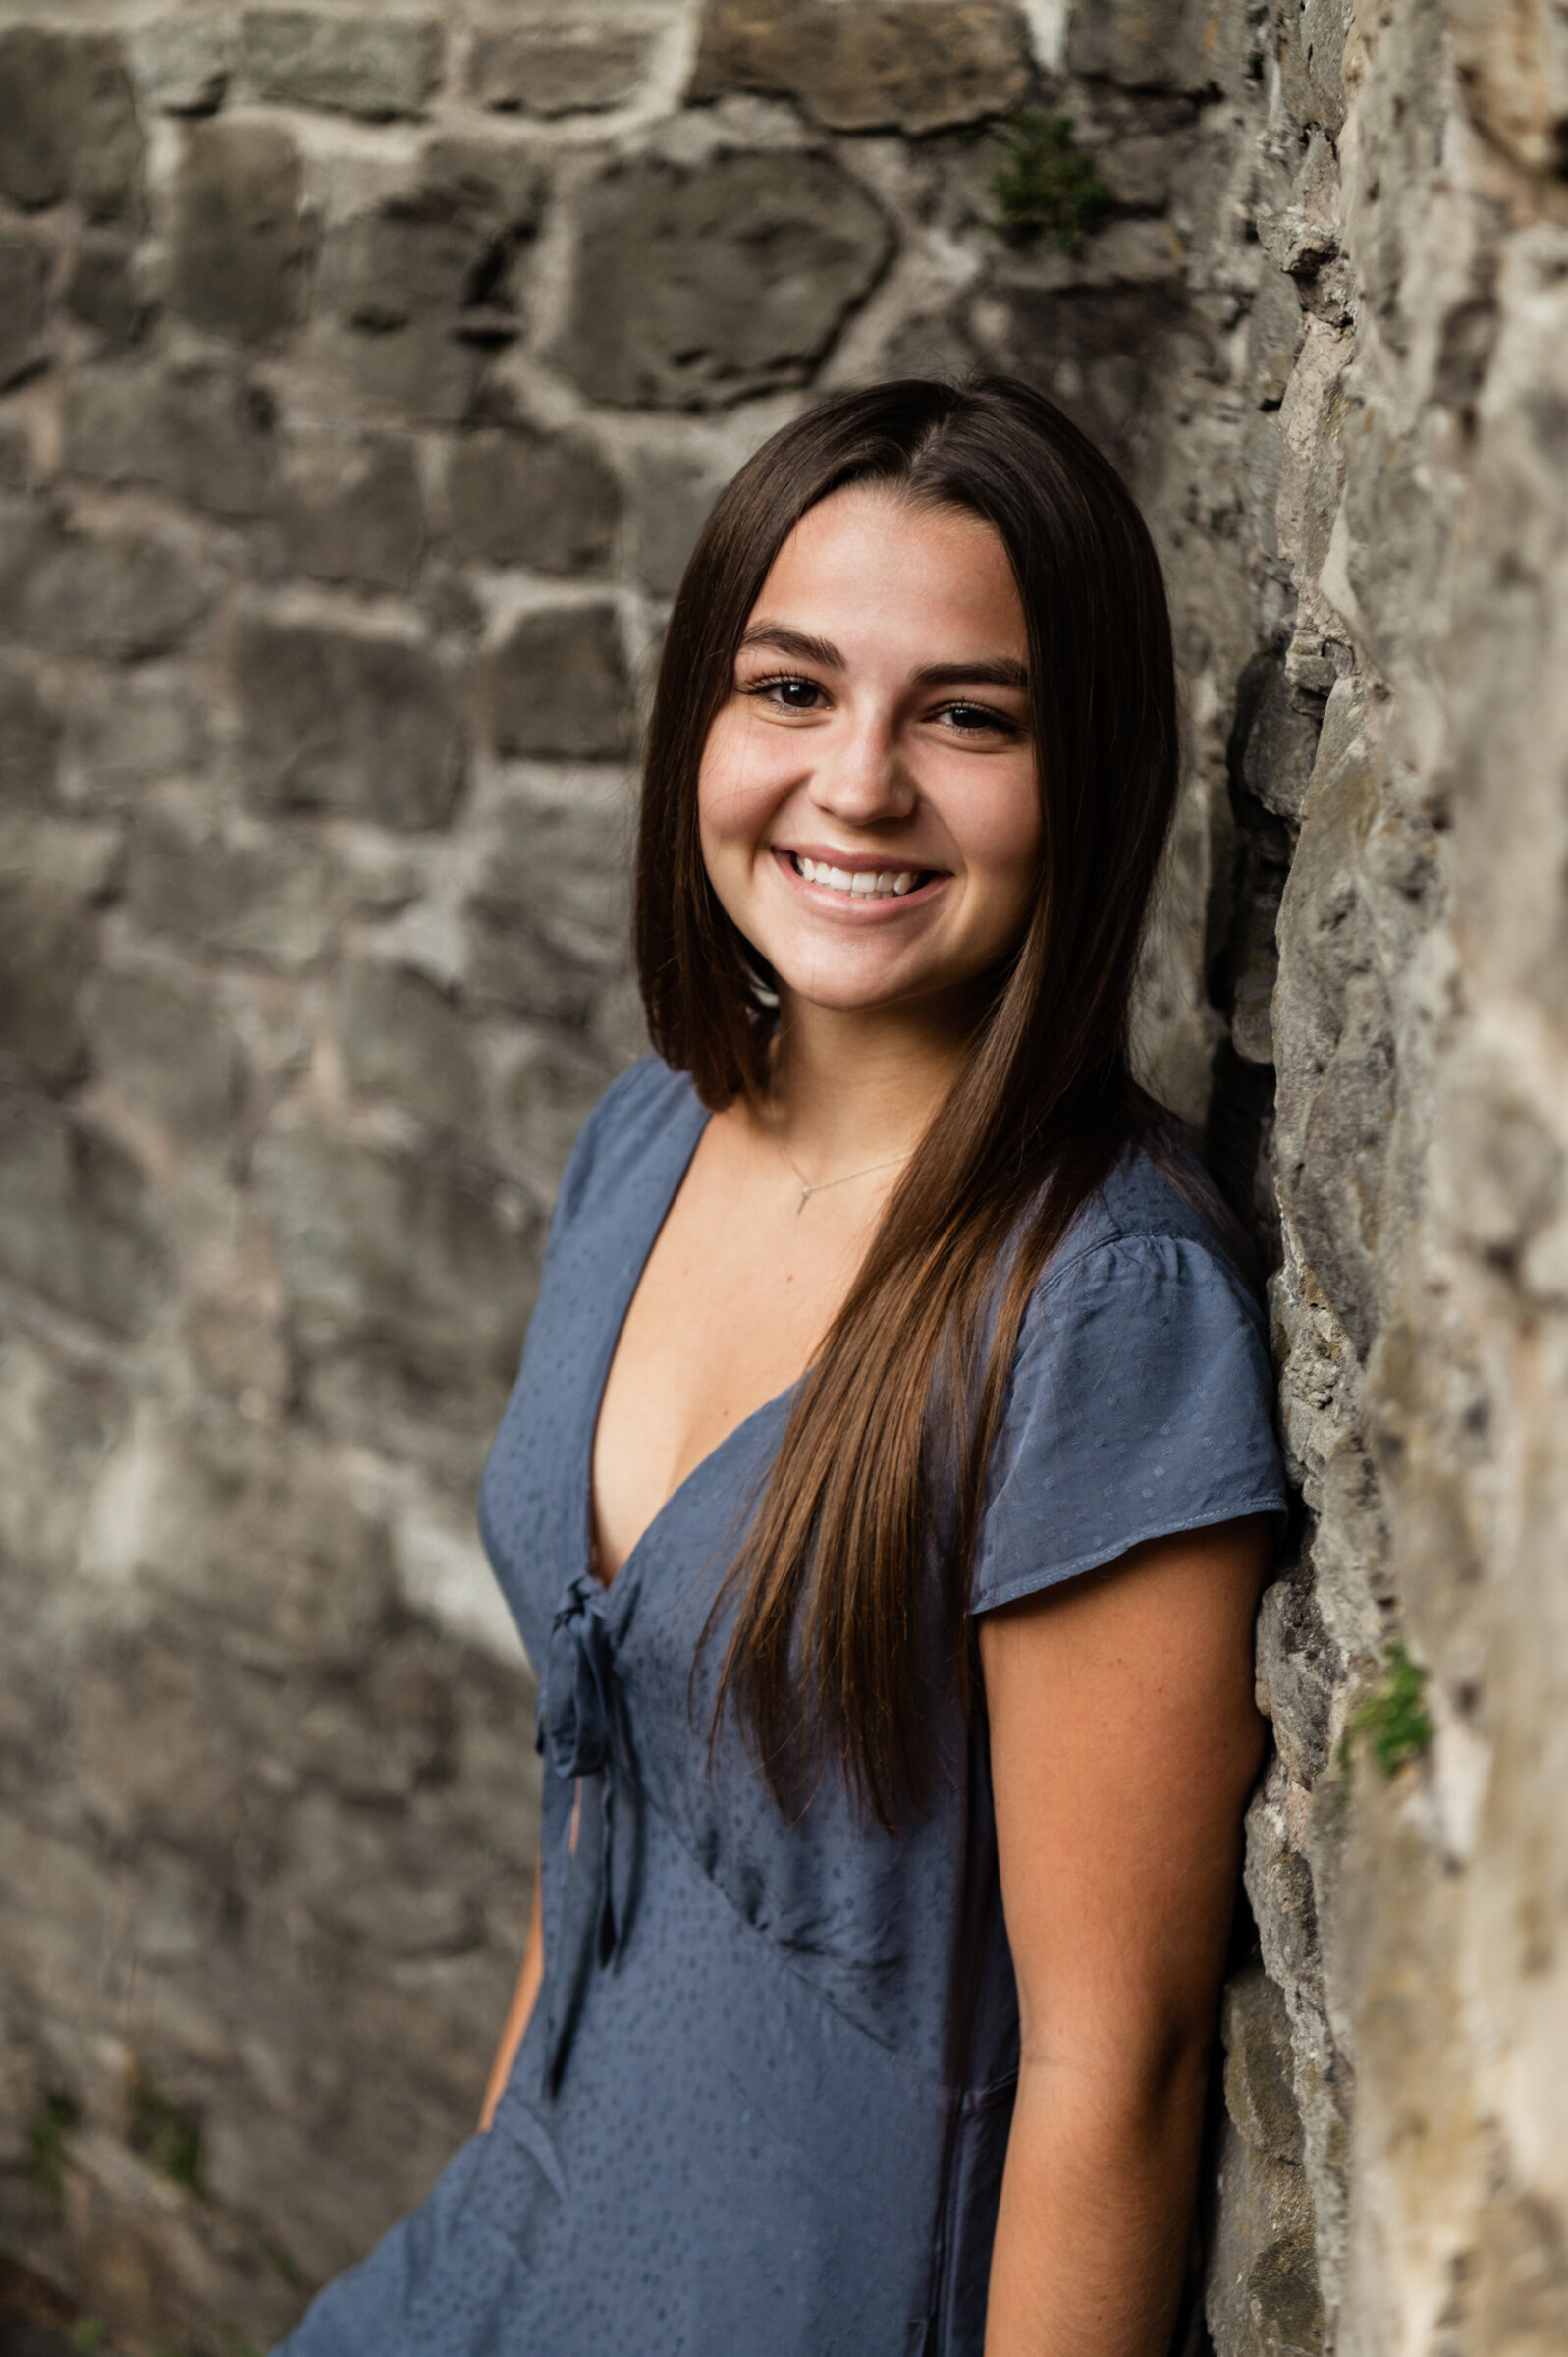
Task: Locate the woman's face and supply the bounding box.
[697,484,1041,1023]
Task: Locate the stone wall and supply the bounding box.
[1,0,1565,2351]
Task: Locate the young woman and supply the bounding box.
[278,377,1285,2357]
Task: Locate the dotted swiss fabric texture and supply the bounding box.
[273,1055,1287,2357]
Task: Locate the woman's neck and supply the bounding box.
[766,990,978,1169]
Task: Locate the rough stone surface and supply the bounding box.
[0,229,51,395]
[277,425,426,590]
[0,29,144,223]
[67,233,154,349]
[0,878,94,1090]
[126,795,335,971]
[82,967,243,1147]
[129,15,232,117]
[447,425,620,573]
[692,0,1033,134]
[334,957,482,1134]
[317,147,543,420]
[0,1101,164,1336]
[235,613,463,829]
[65,358,278,520]
[242,9,444,119]
[0,658,61,807]
[485,605,633,761]
[468,12,664,116]
[1,2,1566,2350]
[554,150,894,408]
[168,119,315,345]
[0,513,213,662]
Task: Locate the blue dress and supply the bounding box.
[276,1056,1286,2357]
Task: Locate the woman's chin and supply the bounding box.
[770,958,976,1023]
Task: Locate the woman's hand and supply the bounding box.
[479,1857,545,2132]
[978,1515,1271,2356]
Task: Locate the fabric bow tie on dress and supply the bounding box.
[536,1574,642,2095]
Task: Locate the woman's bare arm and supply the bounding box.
[479,1857,545,2132]
[978,1516,1271,2357]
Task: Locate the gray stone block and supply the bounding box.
[235,613,463,831]
[81,968,243,1147]
[973,280,1189,477]
[129,16,231,116]
[0,879,92,1088]
[495,1030,613,1176]
[1206,2110,1323,2357]
[1256,1567,1342,1787]
[334,958,482,1133]
[625,449,720,597]
[0,228,51,394]
[169,119,315,346]
[554,150,893,408]
[0,657,60,806]
[469,14,661,116]
[691,0,1032,134]
[327,205,493,328]
[447,426,619,574]
[0,512,214,663]
[318,314,482,425]
[242,9,444,120]
[63,672,208,801]
[1066,0,1214,93]
[259,1119,528,1380]
[1223,1967,1305,2165]
[67,232,155,349]
[319,169,536,421]
[277,428,426,592]
[0,1101,164,1338]
[0,28,145,224]
[485,605,632,760]
[466,796,629,1024]
[419,135,548,241]
[1237,658,1323,825]
[127,798,335,971]
[65,358,278,521]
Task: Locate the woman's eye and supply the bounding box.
[747,674,826,712]
[941,701,1018,736]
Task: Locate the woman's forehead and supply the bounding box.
[749,486,1026,656]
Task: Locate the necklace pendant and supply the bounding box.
[796,1186,810,1214]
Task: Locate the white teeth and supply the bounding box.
[792,854,923,900]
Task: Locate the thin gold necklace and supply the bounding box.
[763,1098,914,1215]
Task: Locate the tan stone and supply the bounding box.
[691,0,1032,134]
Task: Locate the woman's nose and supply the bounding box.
[806,712,914,823]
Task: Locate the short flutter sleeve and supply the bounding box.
[970,1233,1287,1614]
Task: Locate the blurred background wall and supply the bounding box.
[1,0,1566,2351]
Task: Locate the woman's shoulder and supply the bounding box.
[970,1139,1284,1614]
[1037,1138,1262,1328]
[551,1053,702,1232]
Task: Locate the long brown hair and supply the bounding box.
[634,377,1180,1828]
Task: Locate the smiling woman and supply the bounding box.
[274,380,1285,2357]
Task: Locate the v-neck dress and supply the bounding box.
[275,1054,1287,2357]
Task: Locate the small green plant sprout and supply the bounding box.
[27,2091,79,2204]
[1353,1638,1434,1780]
[129,2082,206,2200]
[988,112,1112,251]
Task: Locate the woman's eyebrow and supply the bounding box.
[739,623,843,667]
[739,628,1027,696]
[912,658,1029,692]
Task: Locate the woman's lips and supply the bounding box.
[772,846,949,908]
